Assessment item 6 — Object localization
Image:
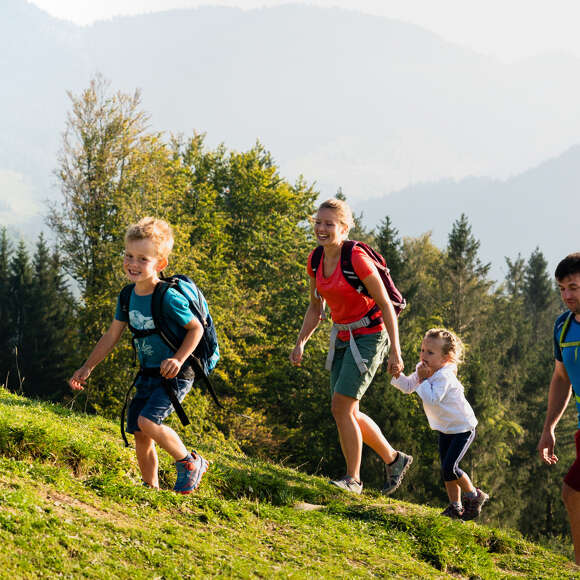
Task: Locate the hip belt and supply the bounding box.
[325,315,379,375]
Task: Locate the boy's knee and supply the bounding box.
[137,414,157,432]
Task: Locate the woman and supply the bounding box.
[290,198,412,494]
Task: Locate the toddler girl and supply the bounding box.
[391,328,488,519]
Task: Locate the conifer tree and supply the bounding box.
[444,214,491,335]
[0,229,12,386]
[375,216,403,282]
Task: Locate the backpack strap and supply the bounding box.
[311,246,324,274]
[560,312,580,366]
[152,279,225,409]
[119,284,135,319]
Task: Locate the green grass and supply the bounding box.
[0,387,578,579]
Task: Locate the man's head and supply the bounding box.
[555,253,580,314]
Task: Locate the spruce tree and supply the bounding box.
[375,216,403,282]
[0,229,12,386]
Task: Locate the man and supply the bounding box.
[538,252,580,564]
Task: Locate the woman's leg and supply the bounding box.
[331,393,364,481]
[355,410,398,464]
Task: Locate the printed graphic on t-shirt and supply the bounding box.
[130,309,155,358]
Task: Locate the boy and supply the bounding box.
[69,217,208,493]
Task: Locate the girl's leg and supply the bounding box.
[137,415,188,461]
[134,430,159,488]
[355,410,398,464]
[331,393,364,481]
[440,430,476,502]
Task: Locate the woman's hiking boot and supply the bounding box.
[441,503,464,519]
[329,475,363,494]
[462,488,489,520]
[381,451,413,495]
[174,451,209,494]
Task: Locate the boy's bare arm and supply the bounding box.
[160,317,204,379]
[69,319,127,390]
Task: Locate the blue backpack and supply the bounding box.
[119,275,221,421]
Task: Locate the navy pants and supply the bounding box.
[438,429,476,482]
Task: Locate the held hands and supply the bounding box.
[387,351,404,378]
[69,366,92,391]
[160,357,183,379]
[537,429,559,465]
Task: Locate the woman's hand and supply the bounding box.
[290,344,304,366]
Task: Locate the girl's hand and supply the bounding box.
[290,344,304,366]
[69,366,91,391]
[160,357,182,379]
[417,362,433,381]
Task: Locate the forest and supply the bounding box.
[0,77,574,546]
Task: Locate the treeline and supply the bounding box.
[1,77,575,545]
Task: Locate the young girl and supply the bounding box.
[391,328,488,519]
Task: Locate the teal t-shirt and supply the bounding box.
[554,311,580,428]
[115,287,193,368]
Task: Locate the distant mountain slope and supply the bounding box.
[2,0,580,263]
[354,145,580,279]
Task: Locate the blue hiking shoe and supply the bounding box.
[173,451,209,494]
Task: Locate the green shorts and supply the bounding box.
[330,330,389,400]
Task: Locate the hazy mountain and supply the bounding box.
[1,0,579,271]
[354,145,580,280]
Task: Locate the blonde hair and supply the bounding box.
[316,198,355,231]
[424,328,465,365]
[125,217,174,259]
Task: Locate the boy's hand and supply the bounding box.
[69,366,91,391]
[417,362,433,381]
[160,357,182,379]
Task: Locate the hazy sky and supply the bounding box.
[28,0,580,63]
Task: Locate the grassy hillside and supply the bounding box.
[0,388,577,579]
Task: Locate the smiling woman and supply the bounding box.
[290,197,413,496]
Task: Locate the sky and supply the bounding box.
[28,0,580,63]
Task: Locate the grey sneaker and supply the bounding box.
[330,475,363,494]
[382,451,413,495]
[462,488,489,520]
[441,503,464,519]
[173,451,209,494]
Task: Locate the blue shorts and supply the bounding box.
[126,375,192,434]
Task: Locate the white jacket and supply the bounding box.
[391,363,477,434]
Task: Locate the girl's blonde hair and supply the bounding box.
[424,328,465,365]
[316,198,355,231]
[125,217,174,259]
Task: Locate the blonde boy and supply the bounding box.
[69,217,208,493]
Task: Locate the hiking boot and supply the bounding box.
[173,451,209,494]
[441,503,464,519]
[462,488,489,520]
[382,451,413,495]
[329,475,363,494]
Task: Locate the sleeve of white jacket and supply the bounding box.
[415,369,453,405]
[391,369,420,394]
